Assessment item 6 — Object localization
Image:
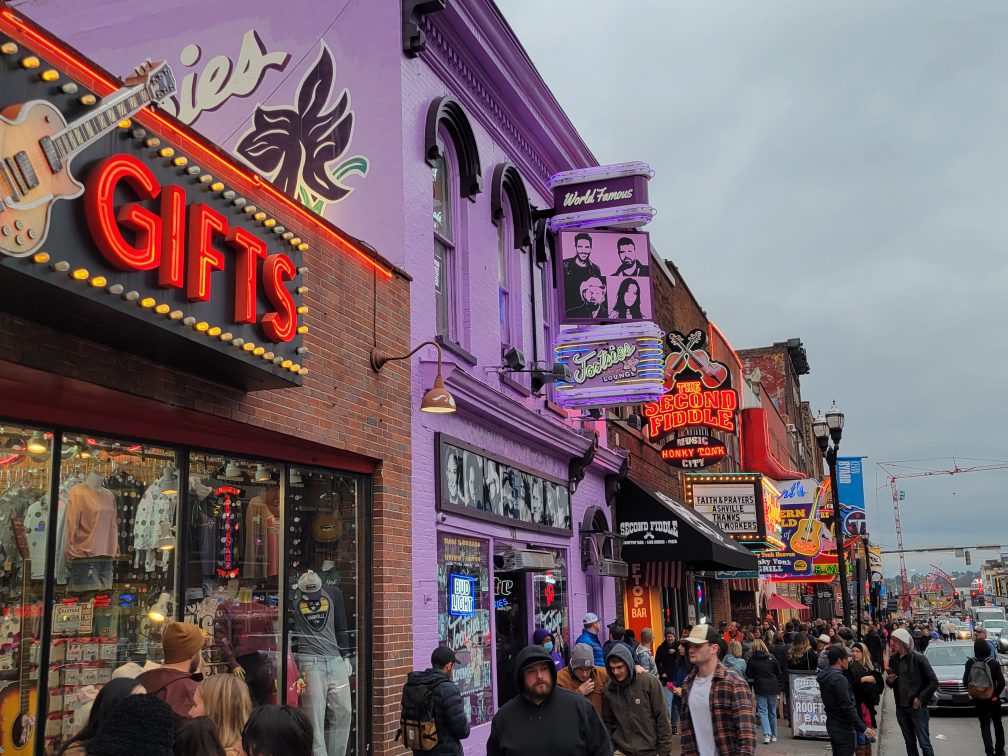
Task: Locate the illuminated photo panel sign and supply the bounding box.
[552,321,665,409]
[556,230,654,325]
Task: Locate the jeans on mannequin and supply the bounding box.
[296,653,352,756]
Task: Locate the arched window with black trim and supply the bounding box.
[491,163,532,365]
[426,97,481,348]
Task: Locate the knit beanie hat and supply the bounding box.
[891,627,913,649]
[571,643,595,669]
[85,694,175,756]
[161,621,204,663]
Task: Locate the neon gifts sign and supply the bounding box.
[553,322,664,409]
[85,154,298,342]
[643,329,738,444]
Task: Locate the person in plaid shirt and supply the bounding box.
[678,624,757,756]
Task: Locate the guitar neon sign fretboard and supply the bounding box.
[53,90,150,159]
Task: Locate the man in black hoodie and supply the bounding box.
[403,646,469,755]
[817,645,874,756]
[487,645,612,756]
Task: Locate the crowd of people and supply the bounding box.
[59,621,318,756]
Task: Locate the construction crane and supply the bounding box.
[878,459,1008,611]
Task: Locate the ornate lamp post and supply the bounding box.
[813,402,851,629]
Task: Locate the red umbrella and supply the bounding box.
[767,593,810,612]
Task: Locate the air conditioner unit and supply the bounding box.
[498,548,557,572]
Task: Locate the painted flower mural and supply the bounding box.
[237,42,368,214]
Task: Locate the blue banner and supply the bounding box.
[836,456,867,537]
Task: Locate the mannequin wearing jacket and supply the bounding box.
[214,585,279,705]
[291,569,352,756]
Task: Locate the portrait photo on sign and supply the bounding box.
[441,445,466,508]
[462,450,485,511]
[557,230,653,323]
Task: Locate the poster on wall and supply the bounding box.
[836,456,867,537]
[532,553,570,663]
[557,230,653,324]
[437,535,493,726]
[790,672,829,739]
[437,435,571,535]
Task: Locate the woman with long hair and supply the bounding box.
[787,632,818,671]
[669,641,693,735]
[611,278,643,320]
[201,673,253,756]
[746,639,781,744]
[850,642,883,728]
[58,677,145,755]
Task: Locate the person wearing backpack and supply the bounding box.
[963,638,1006,756]
[399,646,469,755]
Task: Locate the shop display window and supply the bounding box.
[286,468,363,756]
[184,453,282,708]
[49,433,180,753]
[532,552,570,664]
[437,534,492,727]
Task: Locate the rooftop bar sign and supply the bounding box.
[553,321,664,409]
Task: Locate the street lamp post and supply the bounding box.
[813,402,852,630]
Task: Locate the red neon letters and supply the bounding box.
[643,382,739,439]
[84,154,298,342]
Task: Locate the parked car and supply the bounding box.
[955,622,973,640]
[925,641,1008,711]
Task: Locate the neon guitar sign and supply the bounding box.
[643,328,738,444]
[0,60,176,257]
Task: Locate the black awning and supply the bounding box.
[615,479,757,572]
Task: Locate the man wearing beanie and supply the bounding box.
[964,638,1006,756]
[556,642,610,716]
[85,694,176,756]
[886,627,938,756]
[136,621,206,716]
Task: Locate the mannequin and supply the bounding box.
[213,582,278,706]
[318,559,341,588]
[244,487,280,578]
[134,474,176,573]
[291,570,352,756]
[65,472,118,591]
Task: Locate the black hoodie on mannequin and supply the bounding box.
[487,645,612,756]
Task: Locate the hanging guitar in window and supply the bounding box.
[1,518,38,753]
[0,59,176,257]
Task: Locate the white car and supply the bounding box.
[981,619,1008,638]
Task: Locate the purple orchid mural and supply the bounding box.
[237,42,368,213]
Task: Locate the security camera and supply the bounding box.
[436,512,447,525]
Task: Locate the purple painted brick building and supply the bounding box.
[13,0,629,750]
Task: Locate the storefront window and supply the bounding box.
[49,433,180,753]
[286,468,362,756]
[532,552,569,663]
[437,534,492,726]
[181,453,281,714]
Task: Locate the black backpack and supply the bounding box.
[397,677,443,751]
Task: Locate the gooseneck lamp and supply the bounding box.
[370,341,456,414]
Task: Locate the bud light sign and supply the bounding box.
[448,573,476,617]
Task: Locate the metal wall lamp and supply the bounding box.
[370,340,457,414]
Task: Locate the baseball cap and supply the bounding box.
[817,634,832,645]
[583,612,600,625]
[681,624,721,645]
[431,646,457,667]
[826,645,849,664]
[892,628,913,648]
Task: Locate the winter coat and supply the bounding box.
[575,629,605,667]
[845,660,882,711]
[816,665,866,734]
[745,651,781,696]
[603,638,639,666]
[533,628,566,670]
[786,649,819,672]
[655,641,678,685]
[770,641,789,689]
[487,646,612,756]
[556,664,610,716]
[403,668,469,756]
[638,646,659,678]
[723,654,747,678]
[601,645,674,756]
[864,631,885,670]
[886,650,939,708]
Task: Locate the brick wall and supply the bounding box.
[0,240,413,752]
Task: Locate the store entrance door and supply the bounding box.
[494,571,526,706]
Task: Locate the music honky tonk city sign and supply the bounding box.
[642,329,738,467]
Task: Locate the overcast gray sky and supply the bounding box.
[502,0,1008,578]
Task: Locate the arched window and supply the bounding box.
[426,97,481,348]
[491,164,532,360]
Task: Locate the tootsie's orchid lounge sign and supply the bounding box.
[553,322,664,409]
